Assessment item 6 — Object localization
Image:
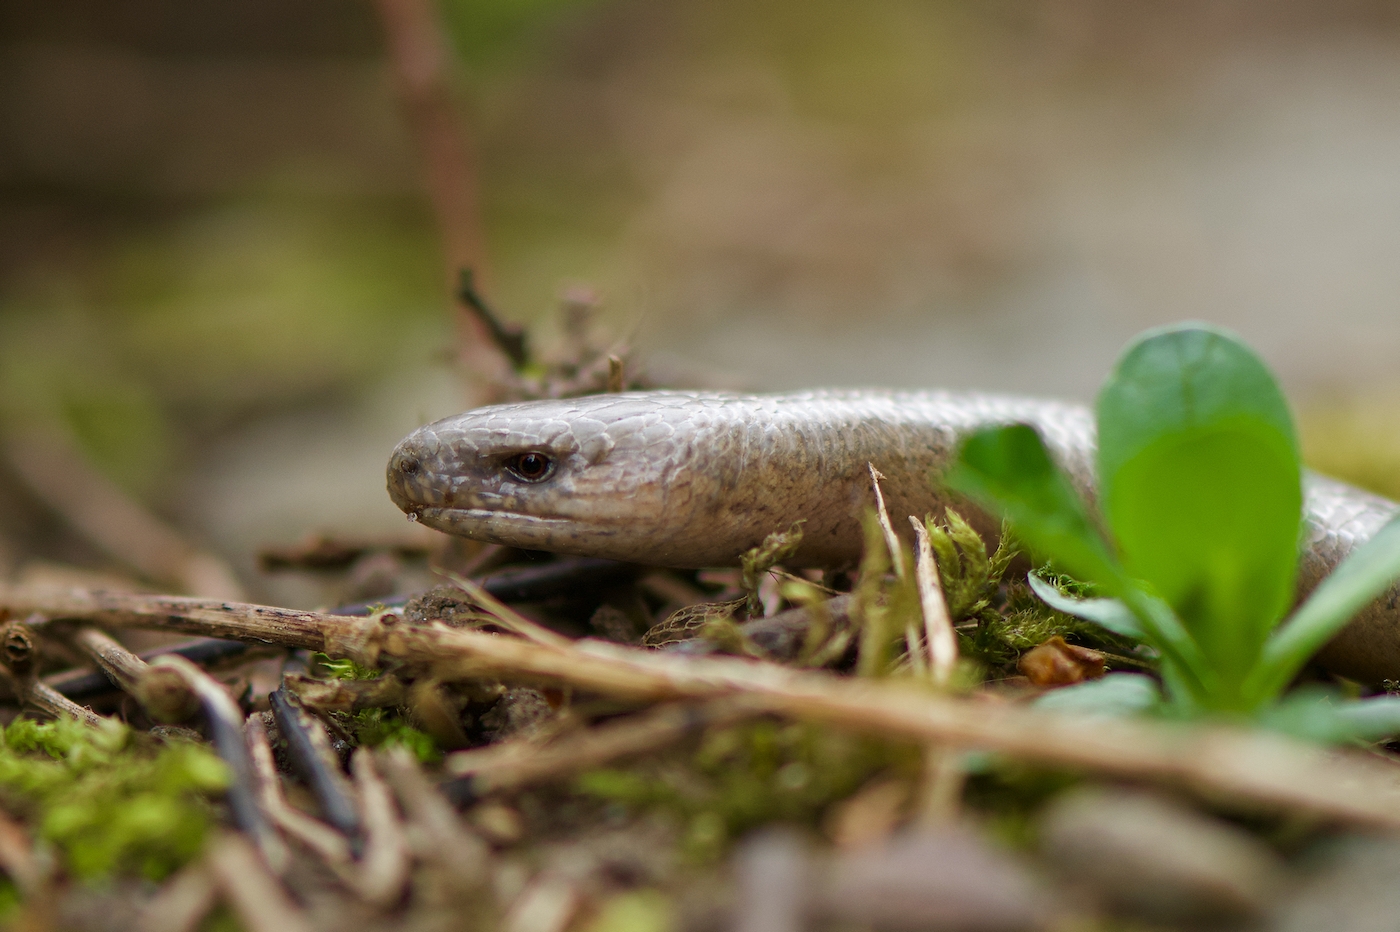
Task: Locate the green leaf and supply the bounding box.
[1032,674,1162,716]
[1328,696,1400,743]
[949,424,1120,587]
[1248,516,1400,701]
[952,425,1210,701]
[1097,323,1302,685]
[1255,688,1400,744]
[1027,572,1143,638]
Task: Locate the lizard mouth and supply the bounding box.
[406,505,626,555]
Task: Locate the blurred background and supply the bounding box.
[3,0,1400,606]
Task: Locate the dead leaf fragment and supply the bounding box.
[1017,636,1105,687]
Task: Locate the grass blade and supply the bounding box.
[1248,517,1400,701]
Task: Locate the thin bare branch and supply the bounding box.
[352,749,412,909]
[372,0,487,286]
[245,714,353,866]
[370,0,512,392]
[444,698,760,795]
[909,518,958,687]
[866,464,905,579]
[207,833,315,932]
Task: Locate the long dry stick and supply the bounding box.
[9,584,1400,828]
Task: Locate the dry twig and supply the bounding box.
[245,714,352,866]
[352,749,412,909]
[10,585,1400,827]
[909,518,957,687]
[866,464,905,579]
[443,698,761,796]
[155,655,286,871]
[0,616,105,726]
[378,746,488,892]
[137,861,218,932]
[207,833,315,932]
[0,806,47,899]
[63,625,200,722]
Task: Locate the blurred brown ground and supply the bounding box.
[3,0,1400,604]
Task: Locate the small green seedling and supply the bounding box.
[950,323,1400,739]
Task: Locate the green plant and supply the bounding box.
[950,323,1400,733]
[0,717,228,881]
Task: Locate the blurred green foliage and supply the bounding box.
[0,716,228,881]
[0,199,446,499]
[440,0,606,65]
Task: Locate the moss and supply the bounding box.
[343,708,442,764]
[0,717,228,882]
[311,651,382,682]
[575,719,920,862]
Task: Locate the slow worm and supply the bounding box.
[387,390,1400,682]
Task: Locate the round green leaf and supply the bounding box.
[1096,324,1302,676]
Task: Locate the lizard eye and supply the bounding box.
[504,452,554,483]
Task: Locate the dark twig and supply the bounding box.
[458,269,528,370]
[269,688,362,843]
[473,556,645,603]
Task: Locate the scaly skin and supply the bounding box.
[386,389,1400,682]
